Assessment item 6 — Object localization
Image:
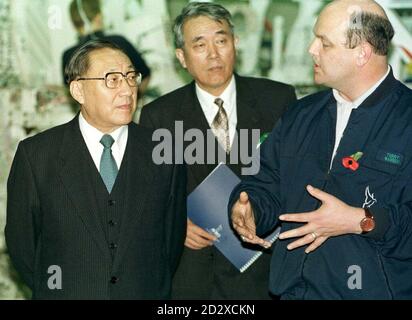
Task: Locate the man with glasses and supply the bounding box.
[62,0,151,95]
[6,39,187,299]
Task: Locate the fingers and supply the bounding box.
[305,236,327,254]
[232,210,256,240]
[279,224,312,240]
[285,232,318,250]
[187,219,216,241]
[231,195,253,230]
[185,237,211,250]
[239,191,249,204]
[279,212,310,223]
[233,223,256,242]
[239,233,271,248]
[280,228,328,253]
[230,195,270,248]
[185,219,217,250]
[306,185,334,203]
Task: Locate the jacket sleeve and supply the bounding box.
[228,120,283,236]
[5,142,40,290]
[367,169,412,257]
[139,104,156,128]
[284,85,297,112]
[165,163,187,274]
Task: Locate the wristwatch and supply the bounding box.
[360,208,375,233]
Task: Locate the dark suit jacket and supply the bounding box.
[5,115,186,299]
[140,75,296,299]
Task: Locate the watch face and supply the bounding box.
[361,217,375,232]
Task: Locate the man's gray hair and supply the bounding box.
[173,2,235,49]
[346,11,394,56]
[65,39,125,84]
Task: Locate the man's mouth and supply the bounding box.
[208,66,224,71]
[117,103,132,109]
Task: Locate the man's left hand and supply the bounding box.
[278,185,365,254]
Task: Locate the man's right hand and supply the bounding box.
[231,191,271,248]
[185,219,217,250]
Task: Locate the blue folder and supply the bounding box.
[187,163,280,272]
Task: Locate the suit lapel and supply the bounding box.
[177,81,210,132]
[112,123,154,270]
[177,77,265,185]
[177,82,214,187]
[58,115,110,259]
[235,75,262,131]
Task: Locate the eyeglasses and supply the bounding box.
[77,71,142,89]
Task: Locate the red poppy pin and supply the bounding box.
[342,152,363,171]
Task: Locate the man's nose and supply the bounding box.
[208,43,219,58]
[308,39,318,56]
[119,77,134,96]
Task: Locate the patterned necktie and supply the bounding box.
[99,134,118,193]
[212,98,230,153]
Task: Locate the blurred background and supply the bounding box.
[0,0,411,299]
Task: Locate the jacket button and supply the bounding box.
[108,200,116,206]
[108,220,116,226]
[110,243,118,249]
[110,276,119,284]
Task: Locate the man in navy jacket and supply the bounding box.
[229,0,412,299]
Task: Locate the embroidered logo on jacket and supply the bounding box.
[376,150,403,166]
[362,186,377,208]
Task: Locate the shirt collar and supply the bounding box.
[333,65,391,109]
[78,112,128,149]
[195,75,236,111]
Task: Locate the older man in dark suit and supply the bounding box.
[140,2,296,299]
[6,39,186,299]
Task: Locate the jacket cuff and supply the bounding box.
[362,207,390,241]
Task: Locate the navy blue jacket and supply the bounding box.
[229,71,412,299]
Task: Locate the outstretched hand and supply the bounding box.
[278,185,364,253]
[231,192,271,248]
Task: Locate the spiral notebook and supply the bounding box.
[187,163,280,273]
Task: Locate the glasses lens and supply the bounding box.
[105,73,122,88]
[126,71,140,87]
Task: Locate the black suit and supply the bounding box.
[140,75,296,299]
[5,115,186,299]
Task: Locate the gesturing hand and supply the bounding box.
[231,192,271,248]
[278,185,365,253]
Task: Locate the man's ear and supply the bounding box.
[234,35,239,49]
[175,48,187,69]
[357,42,373,67]
[93,13,103,29]
[69,81,85,105]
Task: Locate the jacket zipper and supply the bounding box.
[376,249,394,299]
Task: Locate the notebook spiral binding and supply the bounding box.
[239,227,281,273]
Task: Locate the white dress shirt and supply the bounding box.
[331,66,391,167]
[196,75,237,147]
[78,112,128,172]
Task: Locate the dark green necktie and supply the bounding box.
[100,134,118,193]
